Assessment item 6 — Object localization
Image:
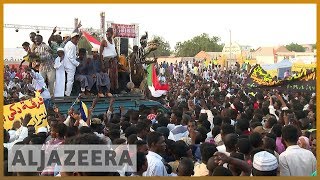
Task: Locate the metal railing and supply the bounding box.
[4,24,100,32]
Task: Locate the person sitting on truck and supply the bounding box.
[75,48,95,96]
[88,47,112,97]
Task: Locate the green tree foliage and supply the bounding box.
[147,35,172,57]
[174,33,224,57]
[312,44,316,50]
[285,43,306,52]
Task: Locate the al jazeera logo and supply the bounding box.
[8,145,137,172]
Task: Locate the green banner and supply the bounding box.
[246,65,316,92]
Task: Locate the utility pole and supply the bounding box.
[100,12,105,40]
[133,23,139,46]
[229,29,232,69]
[74,18,78,30]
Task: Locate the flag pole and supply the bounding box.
[70,94,81,109]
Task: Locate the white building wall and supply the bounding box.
[256,56,274,65]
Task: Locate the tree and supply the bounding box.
[147,35,172,57]
[174,33,224,57]
[285,43,306,52]
[312,44,316,50]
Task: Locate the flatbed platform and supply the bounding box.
[52,92,169,115]
[52,92,145,103]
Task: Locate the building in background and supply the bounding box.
[276,51,316,64]
[194,42,254,68]
[252,46,288,65]
[4,48,26,68]
[301,44,314,52]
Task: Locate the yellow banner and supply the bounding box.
[265,69,278,77]
[243,59,257,65]
[292,63,316,72]
[3,92,48,130]
[204,59,211,67]
[212,59,218,65]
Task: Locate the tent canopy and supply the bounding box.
[261,59,292,70]
[276,59,293,68]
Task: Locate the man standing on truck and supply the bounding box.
[100,28,119,94]
[64,33,80,97]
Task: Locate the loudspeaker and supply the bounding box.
[120,38,129,57]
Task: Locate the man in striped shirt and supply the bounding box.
[34,34,55,97]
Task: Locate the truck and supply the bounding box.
[52,93,170,115]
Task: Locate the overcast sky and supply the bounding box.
[4,4,316,50]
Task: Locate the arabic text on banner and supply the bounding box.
[111,23,136,38]
[246,65,316,92]
[3,92,48,130]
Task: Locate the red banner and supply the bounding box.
[111,23,136,38]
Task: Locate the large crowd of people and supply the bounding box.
[3,24,317,176]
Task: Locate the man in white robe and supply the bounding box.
[54,48,65,97]
[64,33,80,96]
